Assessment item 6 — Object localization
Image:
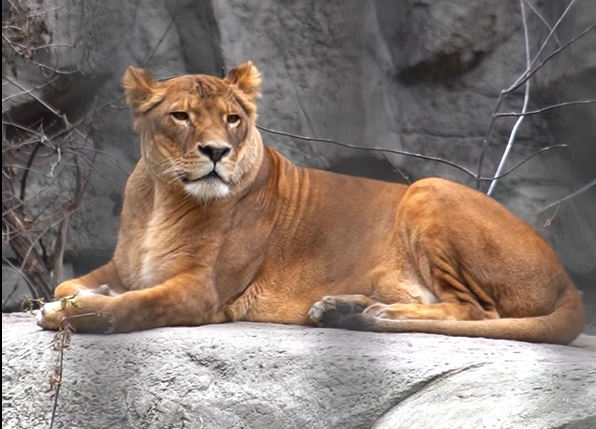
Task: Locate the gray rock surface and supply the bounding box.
[2,313,595,429]
[2,2,595,317]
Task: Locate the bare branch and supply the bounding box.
[488,144,567,181]
[1,257,37,307]
[256,125,478,179]
[542,177,596,211]
[475,1,593,189]
[3,76,69,125]
[52,212,70,287]
[2,0,130,302]
[512,0,577,90]
[475,92,505,187]
[523,0,562,47]
[542,202,561,228]
[508,21,595,94]
[2,193,53,300]
[2,76,60,104]
[380,152,412,184]
[495,100,596,117]
[487,0,532,196]
[141,0,179,67]
[256,125,567,183]
[19,142,42,201]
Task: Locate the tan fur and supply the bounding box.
[37,62,585,344]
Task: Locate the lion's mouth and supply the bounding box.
[179,170,223,184]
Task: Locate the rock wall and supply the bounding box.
[2,314,596,429]
[2,1,595,320]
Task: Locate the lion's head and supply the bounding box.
[122,62,263,200]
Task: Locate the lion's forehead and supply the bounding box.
[162,85,235,116]
[164,76,231,99]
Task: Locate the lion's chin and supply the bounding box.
[183,179,231,201]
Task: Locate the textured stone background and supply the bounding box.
[2,313,596,429]
[2,1,595,319]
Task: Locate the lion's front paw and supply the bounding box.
[54,281,86,299]
[36,300,66,331]
[309,296,368,327]
[54,281,115,300]
[36,292,116,333]
[36,292,94,330]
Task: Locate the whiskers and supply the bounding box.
[147,152,236,203]
[155,158,184,185]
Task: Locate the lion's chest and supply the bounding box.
[135,211,195,289]
[138,248,166,288]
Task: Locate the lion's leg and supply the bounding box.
[309,294,384,326]
[53,260,125,299]
[37,272,225,333]
[361,264,498,322]
[363,302,497,321]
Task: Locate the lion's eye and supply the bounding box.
[170,111,189,121]
[226,114,240,125]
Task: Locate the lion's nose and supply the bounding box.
[198,144,231,163]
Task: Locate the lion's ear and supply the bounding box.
[224,61,262,101]
[122,67,163,113]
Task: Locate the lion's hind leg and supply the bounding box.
[318,301,500,334]
[309,294,382,327]
[363,302,497,321]
[311,290,499,331]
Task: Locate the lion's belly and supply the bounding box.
[229,257,433,324]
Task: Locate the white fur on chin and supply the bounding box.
[184,180,231,201]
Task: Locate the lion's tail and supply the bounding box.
[339,286,585,345]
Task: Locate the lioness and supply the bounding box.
[37,62,584,344]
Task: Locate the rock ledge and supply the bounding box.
[2,313,595,429]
